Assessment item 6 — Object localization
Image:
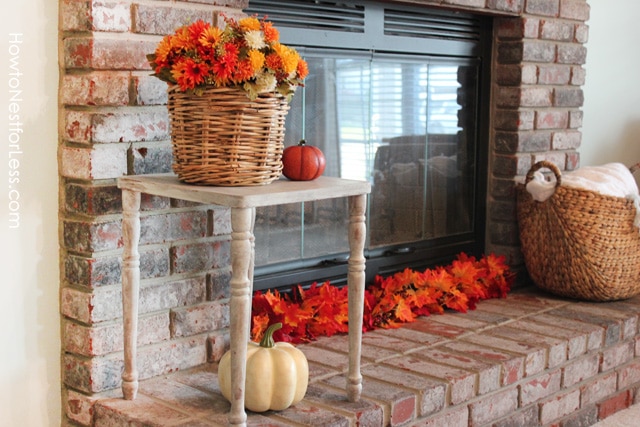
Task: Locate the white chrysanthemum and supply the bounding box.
[244,30,267,50]
[255,72,277,93]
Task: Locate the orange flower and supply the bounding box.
[187,20,210,42]
[199,26,223,48]
[262,21,280,43]
[296,59,309,80]
[148,17,307,99]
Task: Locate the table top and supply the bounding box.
[117,174,371,208]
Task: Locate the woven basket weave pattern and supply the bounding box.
[168,86,290,186]
[517,160,640,301]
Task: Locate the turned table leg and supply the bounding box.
[347,194,366,402]
[228,207,256,427]
[121,189,141,400]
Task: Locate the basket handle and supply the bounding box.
[524,160,562,187]
[630,162,640,175]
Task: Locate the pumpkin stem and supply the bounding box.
[260,322,283,348]
[298,139,306,146]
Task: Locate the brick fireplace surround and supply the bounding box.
[59,1,640,426]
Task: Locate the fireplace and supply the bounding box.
[58,0,589,424]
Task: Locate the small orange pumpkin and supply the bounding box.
[282,139,326,181]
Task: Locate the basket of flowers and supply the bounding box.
[148,16,308,186]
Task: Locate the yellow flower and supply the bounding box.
[273,43,300,75]
[239,17,261,31]
[248,50,265,72]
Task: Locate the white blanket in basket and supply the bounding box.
[526,163,640,229]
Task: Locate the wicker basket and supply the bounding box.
[167,86,290,186]
[516,160,640,301]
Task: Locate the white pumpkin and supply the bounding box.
[218,323,309,412]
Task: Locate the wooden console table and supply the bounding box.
[117,174,371,426]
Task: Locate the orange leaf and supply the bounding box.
[394,297,416,323]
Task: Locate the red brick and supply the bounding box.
[360,364,446,417]
[420,347,502,395]
[90,1,131,32]
[63,219,122,252]
[61,72,130,106]
[133,4,215,36]
[413,406,469,427]
[618,360,640,390]
[562,353,600,388]
[64,182,121,215]
[558,406,598,427]
[602,341,635,372]
[170,301,229,338]
[532,151,567,169]
[538,64,571,85]
[581,372,618,406]
[64,36,155,70]
[64,109,169,144]
[469,387,518,426]
[442,0,486,8]
[325,375,416,427]
[522,40,557,62]
[539,389,580,424]
[402,317,468,338]
[171,240,231,274]
[93,394,198,426]
[383,355,476,405]
[60,0,91,31]
[552,130,581,150]
[565,150,580,170]
[133,73,168,106]
[598,390,632,420]
[453,336,536,382]
[557,44,587,65]
[64,335,207,393]
[554,87,584,107]
[535,110,569,129]
[486,0,524,14]
[63,312,170,356]
[560,0,590,21]
[492,405,539,427]
[64,248,169,288]
[525,0,560,17]
[497,41,524,63]
[540,19,574,41]
[520,369,562,406]
[130,142,173,175]
[495,18,527,40]
[497,87,553,108]
[495,109,535,131]
[495,131,551,154]
[489,326,568,368]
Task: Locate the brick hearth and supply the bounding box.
[85,286,640,426]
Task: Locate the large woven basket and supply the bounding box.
[167,86,290,186]
[516,160,640,301]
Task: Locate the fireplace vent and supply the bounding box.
[247,1,480,54]
[383,8,481,41]
[246,0,366,33]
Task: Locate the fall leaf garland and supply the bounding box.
[251,253,515,344]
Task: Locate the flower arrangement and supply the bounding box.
[251,253,515,343]
[147,16,309,100]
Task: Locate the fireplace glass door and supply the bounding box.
[248,1,490,290]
